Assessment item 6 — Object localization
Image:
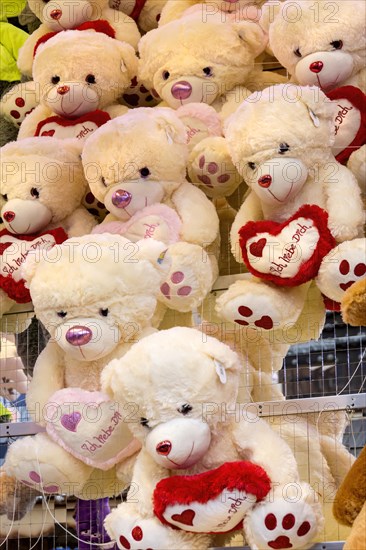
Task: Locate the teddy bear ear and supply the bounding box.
[291,85,336,123]
[234,20,268,58]
[20,250,40,286]
[200,334,242,383]
[118,42,138,77]
[154,108,187,145]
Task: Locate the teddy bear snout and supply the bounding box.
[57,85,70,96]
[309,61,324,74]
[171,81,192,100]
[156,440,172,456]
[3,211,15,223]
[111,190,132,208]
[65,325,93,346]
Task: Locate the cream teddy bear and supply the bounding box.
[82,107,220,313]
[3,234,170,514]
[102,327,323,550]
[216,84,364,331]
[0,137,96,319]
[110,0,168,32]
[17,0,141,77]
[138,14,284,199]
[159,0,265,26]
[17,27,137,142]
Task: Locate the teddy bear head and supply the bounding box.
[81,107,189,221]
[138,14,266,109]
[225,84,337,206]
[33,28,138,118]
[27,0,108,30]
[21,234,168,361]
[268,0,366,92]
[0,137,87,235]
[102,327,241,469]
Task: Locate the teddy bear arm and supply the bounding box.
[324,163,365,241]
[230,191,263,262]
[17,104,53,139]
[159,0,198,25]
[26,341,65,426]
[171,182,219,245]
[104,104,130,119]
[17,25,47,77]
[62,207,97,238]
[100,7,141,50]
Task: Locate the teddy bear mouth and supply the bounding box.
[166,442,196,469]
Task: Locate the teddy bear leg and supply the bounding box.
[4,432,93,497]
[216,279,309,331]
[105,505,212,550]
[188,137,244,199]
[158,242,216,312]
[244,482,323,550]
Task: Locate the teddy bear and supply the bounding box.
[159,0,265,26]
[16,25,138,142]
[110,0,168,33]
[266,0,366,94]
[2,234,171,539]
[216,84,364,334]
[101,326,323,550]
[0,137,96,320]
[82,107,221,313]
[16,0,141,78]
[339,278,366,327]
[138,13,286,199]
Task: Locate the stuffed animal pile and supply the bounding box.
[0,2,365,549]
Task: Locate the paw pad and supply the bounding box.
[264,512,312,549]
[196,155,231,188]
[21,470,59,493]
[160,271,192,300]
[234,306,274,330]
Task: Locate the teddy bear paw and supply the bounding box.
[245,498,319,549]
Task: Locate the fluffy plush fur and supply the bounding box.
[159,0,265,26]
[340,278,366,327]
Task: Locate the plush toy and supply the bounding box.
[267,0,366,94]
[138,13,285,199]
[110,0,167,33]
[333,446,366,550]
[0,137,96,319]
[339,278,366,327]
[17,25,138,142]
[16,0,141,77]
[82,107,220,313]
[102,327,323,550]
[0,469,39,521]
[216,84,364,332]
[3,234,170,526]
[159,0,265,26]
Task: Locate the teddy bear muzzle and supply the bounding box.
[251,158,308,205]
[145,417,211,469]
[1,198,52,234]
[46,81,100,118]
[160,76,219,109]
[295,51,354,92]
[104,181,165,221]
[42,0,94,31]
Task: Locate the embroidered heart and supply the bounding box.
[61,412,81,432]
[249,238,267,258]
[340,281,355,291]
[154,461,271,534]
[41,129,55,137]
[171,509,195,526]
[254,316,273,330]
[46,389,141,470]
[239,204,336,287]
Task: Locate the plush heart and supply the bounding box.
[153,461,271,534]
[92,204,182,245]
[46,389,141,470]
[239,204,336,287]
[34,110,111,142]
[175,103,222,152]
[0,228,67,302]
[327,86,366,164]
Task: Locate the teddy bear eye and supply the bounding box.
[278,143,290,154]
[162,70,170,80]
[178,403,192,415]
[203,67,213,76]
[85,74,96,84]
[57,311,67,318]
[51,75,60,84]
[248,162,256,170]
[99,308,109,317]
[140,417,149,427]
[139,167,150,178]
[1,194,7,200]
[30,187,40,198]
[294,48,302,58]
[330,40,343,50]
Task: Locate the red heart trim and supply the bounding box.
[326,86,366,164]
[249,237,267,258]
[34,110,111,136]
[171,509,195,526]
[239,204,336,287]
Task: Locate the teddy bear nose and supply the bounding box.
[65,326,93,346]
[3,211,16,223]
[111,189,132,208]
[309,61,324,73]
[57,85,70,95]
[171,81,192,100]
[258,174,272,188]
[156,440,172,456]
[50,8,62,20]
